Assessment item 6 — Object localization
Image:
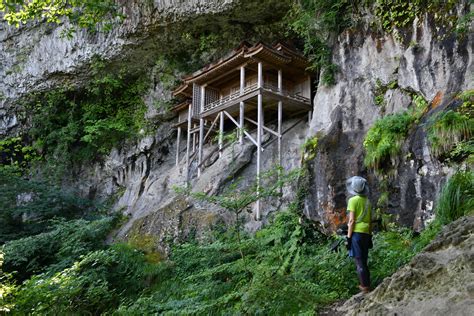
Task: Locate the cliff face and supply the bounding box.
[305,10,473,232]
[0,1,472,246]
[0,0,291,134]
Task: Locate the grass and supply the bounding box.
[435,170,474,225]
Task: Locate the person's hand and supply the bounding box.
[345,236,352,251]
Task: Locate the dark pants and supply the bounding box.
[349,232,371,288]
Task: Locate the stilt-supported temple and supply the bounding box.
[172,42,313,219]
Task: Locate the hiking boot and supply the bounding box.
[359,285,371,294]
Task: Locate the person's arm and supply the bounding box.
[347,211,355,238]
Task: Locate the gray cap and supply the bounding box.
[346,176,369,196]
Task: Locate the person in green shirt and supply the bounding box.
[345,176,373,293]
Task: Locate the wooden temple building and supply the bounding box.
[172,42,313,219]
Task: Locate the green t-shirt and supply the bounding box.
[347,195,372,234]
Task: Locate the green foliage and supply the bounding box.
[0,168,95,243]
[364,93,427,175]
[12,244,166,315]
[435,170,474,225]
[116,208,444,315]
[373,0,459,36]
[363,111,414,174]
[0,0,124,37]
[427,91,474,163]
[0,136,39,171]
[373,79,399,111]
[285,0,355,85]
[2,217,117,279]
[301,136,319,162]
[2,198,446,315]
[28,69,148,177]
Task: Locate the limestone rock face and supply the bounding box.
[305,4,473,232]
[0,0,290,135]
[336,216,474,315]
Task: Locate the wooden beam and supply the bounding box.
[244,117,279,137]
[223,111,260,149]
[203,115,220,143]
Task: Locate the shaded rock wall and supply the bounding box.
[305,4,473,232]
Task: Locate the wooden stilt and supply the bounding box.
[198,118,204,177]
[197,85,206,177]
[278,69,283,169]
[256,61,263,220]
[257,92,263,221]
[240,66,245,144]
[308,111,312,125]
[239,102,244,144]
[192,124,196,153]
[278,101,282,167]
[185,104,192,184]
[219,111,224,158]
[176,126,181,166]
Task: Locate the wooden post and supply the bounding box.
[176,126,181,166]
[185,104,192,184]
[198,119,204,177]
[239,66,245,144]
[257,93,263,221]
[219,111,224,158]
[308,111,312,125]
[256,63,263,221]
[258,62,263,89]
[198,85,205,177]
[278,69,283,169]
[278,69,282,94]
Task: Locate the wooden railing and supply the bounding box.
[202,82,310,114]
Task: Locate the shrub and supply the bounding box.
[435,170,474,225]
[2,217,117,280]
[0,168,94,243]
[12,244,168,315]
[363,111,414,174]
[427,109,473,161]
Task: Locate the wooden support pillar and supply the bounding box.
[278,69,283,168]
[278,69,282,94]
[256,90,263,221]
[198,119,204,177]
[176,126,181,166]
[198,85,205,177]
[219,111,224,158]
[256,61,264,220]
[239,66,245,144]
[308,111,312,125]
[185,104,192,184]
[239,102,244,144]
[192,125,196,153]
